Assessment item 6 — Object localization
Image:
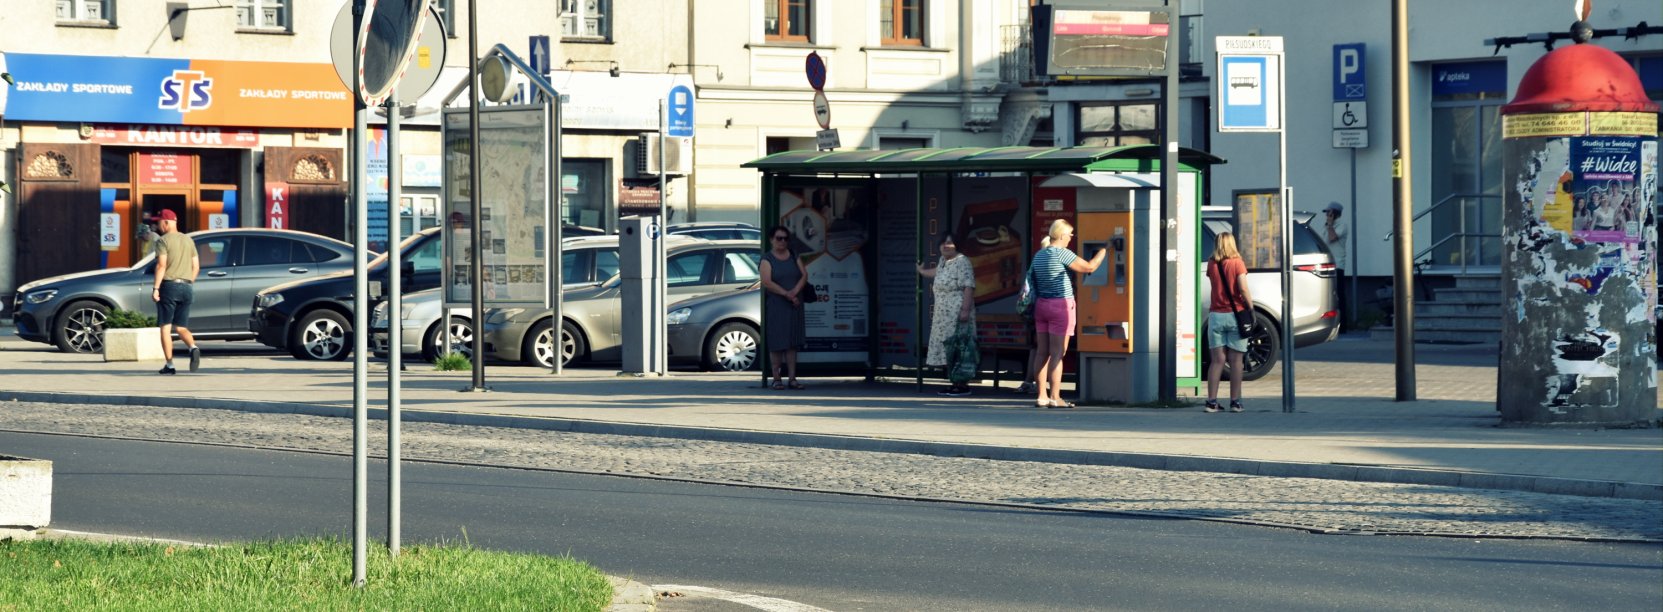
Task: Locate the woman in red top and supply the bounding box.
[1205,232,1252,413]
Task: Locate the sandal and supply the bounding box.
[771,380,786,390]
[1046,400,1076,409]
[1035,398,1052,408]
[788,381,807,390]
[1204,400,1222,413]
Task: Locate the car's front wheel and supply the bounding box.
[523,318,585,369]
[704,322,759,371]
[423,316,474,363]
[54,300,109,354]
[290,309,352,361]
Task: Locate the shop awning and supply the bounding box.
[743,145,1225,174]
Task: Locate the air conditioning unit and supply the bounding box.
[636,133,690,176]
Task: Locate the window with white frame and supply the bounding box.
[560,0,610,40]
[236,0,289,31]
[56,0,111,23]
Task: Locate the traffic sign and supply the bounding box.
[1332,101,1367,129]
[805,51,827,91]
[1216,36,1283,132]
[816,128,840,151]
[666,84,695,138]
[812,91,831,129]
[1333,129,1368,148]
[529,35,551,77]
[1333,43,1365,101]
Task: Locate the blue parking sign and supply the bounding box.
[667,84,695,138]
[1333,43,1365,101]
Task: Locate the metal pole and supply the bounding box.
[467,0,486,391]
[386,95,402,558]
[1391,0,1417,400]
[657,99,668,376]
[1159,26,1179,403]
[1349,148,1358,330]
[348,0,368,589]
[915,174,926,393]
[551,95,564,375]
[1280,71,1295,414]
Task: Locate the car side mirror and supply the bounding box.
[369,280,385,301]
[401,261,416,283]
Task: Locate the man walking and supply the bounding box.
[151,210,201,374]
[1323,202,1349,331]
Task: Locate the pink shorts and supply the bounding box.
[1034,297,1076,337]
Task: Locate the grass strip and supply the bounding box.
[0,537,613,611]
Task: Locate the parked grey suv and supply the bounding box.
[11,229,357,353]
[1200,209,1341,380]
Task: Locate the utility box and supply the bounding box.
[619,216,663,374]
[1067,177,1160,404]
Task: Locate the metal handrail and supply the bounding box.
[1382,192,1502,274]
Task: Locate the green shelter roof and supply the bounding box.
[743,145,1225,174]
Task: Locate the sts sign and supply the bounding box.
[1333,43,1365,101]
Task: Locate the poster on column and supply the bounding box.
[1569,137,1647,244]
[776,180,872,363]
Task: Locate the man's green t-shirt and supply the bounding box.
[154,232,197,281]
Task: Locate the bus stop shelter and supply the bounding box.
[742,145,1225,397]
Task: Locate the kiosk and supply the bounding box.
[743,145,1223,400]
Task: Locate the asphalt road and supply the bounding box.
[9,431,1659,611]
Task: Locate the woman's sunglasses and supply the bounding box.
[772,235,789,241]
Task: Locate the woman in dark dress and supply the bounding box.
[760,225,809,390]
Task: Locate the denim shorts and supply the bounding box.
[156,281,194,327]
[1206,311,1248,353]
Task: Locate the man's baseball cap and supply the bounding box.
[1324,202,1343,213]
[157,210,178,221]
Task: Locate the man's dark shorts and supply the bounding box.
[157,281,194,327]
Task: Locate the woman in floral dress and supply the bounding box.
[917,234,977,396]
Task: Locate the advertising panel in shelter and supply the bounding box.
[1,53,351,129]
[775,180,873,362]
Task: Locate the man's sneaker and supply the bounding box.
[1014,381,1037,394]
[1203,400,1222,413]
[946,386,971,397]
[188,346,202,372]
[158,365,176,375]
[1229,400,1245,413]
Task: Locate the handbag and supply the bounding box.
[1015,260,1036,318]
[799,281,818,304]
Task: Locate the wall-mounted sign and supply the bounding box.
[266,183,289,229]
[402,155,442,188]
[139,153,192,185]
[100,213,121,250]
[91,124,259,148]
[1432,60,1506,97]
[1,53,351,129]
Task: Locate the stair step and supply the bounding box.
[1452,275,1502,290]
[1415,316,1502,331]
[1414,302,1504,316]
[1429,288,1502,302]
[1368,326,1500,345]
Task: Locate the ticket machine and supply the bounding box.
[1042,173,1161,403]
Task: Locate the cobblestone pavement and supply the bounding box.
[5,401,1660,542]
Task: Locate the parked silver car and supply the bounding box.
[1200,209,1341,380]
[667,282,762,371]
[11,229,357,353]
[482,237,761,368]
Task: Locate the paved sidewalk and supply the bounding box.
[2,332,1659,500]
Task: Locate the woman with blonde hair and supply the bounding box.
[1029,219,1106,408]
[1205,231,1252,413]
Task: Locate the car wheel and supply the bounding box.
[53,300,109,354]
[290,309,352,361]
[704,322,759,371]
[1235,311,1281,382]
[422,316,474,363]
[524,318,585,368]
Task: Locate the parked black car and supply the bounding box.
[249,228,443,360]
[12,228,357,353]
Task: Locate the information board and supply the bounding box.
[442,105,555,307]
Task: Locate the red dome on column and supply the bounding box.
[1502,44,1660,115]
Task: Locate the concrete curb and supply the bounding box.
[35,529,655,611]
[7,390,1661,502]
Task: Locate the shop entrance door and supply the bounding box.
[135,191,194,263]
